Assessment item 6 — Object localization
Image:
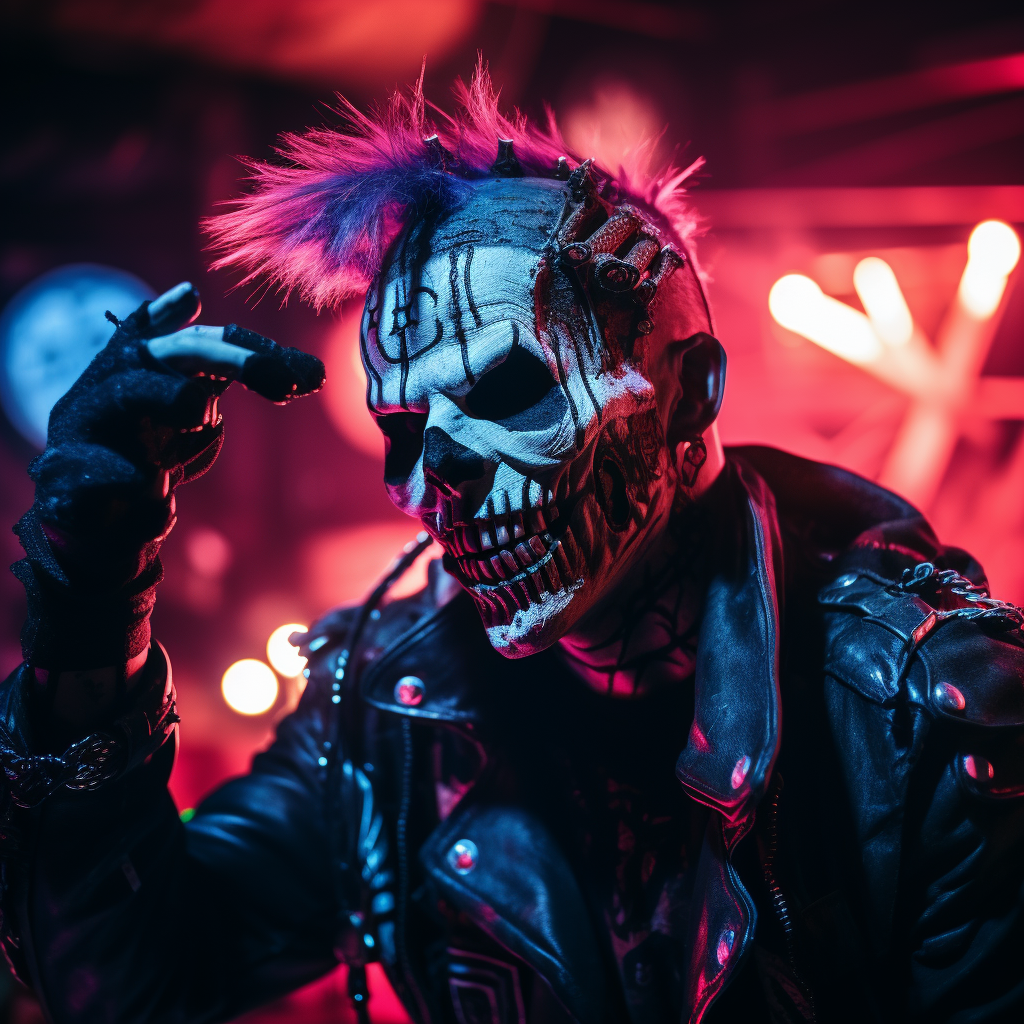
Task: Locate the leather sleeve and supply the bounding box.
[903,727,1024,1021]
[819,565,1024,1022]
[0,657,343,1024]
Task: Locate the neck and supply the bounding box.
[558,434,725,697]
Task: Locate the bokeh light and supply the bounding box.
[0,263,154,447]
[322,310,382,458]
[221,659,279,715]
[853,257,914,346]
[959,220,1021,318]
[185,526,233,578]
[562,79,663,174]
[768,273,882,364]
[267,623,308,677]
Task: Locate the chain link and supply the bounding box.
[897,561,1024,632]
[0,695,177,810]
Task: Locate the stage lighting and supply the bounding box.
[768,274,882,364]
[0,264,154,447]
[222,659,279,715]
[959,220,1021,319]
[267,624,308,678]
[853,257,914,346]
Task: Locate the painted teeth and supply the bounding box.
[438,490,577,614]
[456,526,568,593]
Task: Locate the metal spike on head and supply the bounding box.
[553,156,571,180]
[567,158,597,202]
[423,134,454,172]
[491,139,524,177]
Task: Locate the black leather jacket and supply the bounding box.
[2,447,1023,1024]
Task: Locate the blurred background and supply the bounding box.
[2,1,1023,1020]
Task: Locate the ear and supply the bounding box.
[664,332,727,452]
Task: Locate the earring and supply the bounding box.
[679,435,707,488]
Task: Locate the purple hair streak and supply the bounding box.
[207,58,703,310]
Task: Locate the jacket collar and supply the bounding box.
[361,591,512,732]
[362,457,788,854]
[363,461,787,846]
[674,457,784,849]
[361,457,785,750]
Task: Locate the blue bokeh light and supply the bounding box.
[0,263,155,448]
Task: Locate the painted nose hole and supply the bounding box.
[597,457,630,529]
[423,426,486,489]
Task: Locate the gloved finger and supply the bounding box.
[147,324,325,404]
[222,324,326,404]
[57,285,203,398]
[147,325,250,382]
[144,282,202,337]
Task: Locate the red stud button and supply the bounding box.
[448,839,478,875]
[716,928,735,966]
[394,676,424,707]
[934,682,966,712]
[963,754,994,781]
[730,755,751,790]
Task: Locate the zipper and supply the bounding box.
[762,773,816,1022]
[396,716,431,1023]
[322,533,432,1024]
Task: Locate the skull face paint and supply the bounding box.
[361,175,693,657]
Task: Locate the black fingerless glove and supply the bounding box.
[11,296,324,672]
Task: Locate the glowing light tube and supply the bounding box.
[958,220,1021,319]
[853,257,914,346]
[769,274,882,364]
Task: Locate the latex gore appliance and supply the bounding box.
[211,63,724,658]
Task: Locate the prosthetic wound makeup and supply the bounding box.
[209,64,724,657]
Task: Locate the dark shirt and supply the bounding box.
[544,670,705,1022]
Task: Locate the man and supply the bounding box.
[2,65,1023,1024]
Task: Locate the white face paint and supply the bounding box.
[361,178,682,657]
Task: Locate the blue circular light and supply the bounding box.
[0,263,155,447]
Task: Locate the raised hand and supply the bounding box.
[13,282,324,696]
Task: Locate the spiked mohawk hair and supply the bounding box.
[206,58,703,310]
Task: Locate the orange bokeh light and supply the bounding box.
[221,659,279,715]
[322,311,382,459]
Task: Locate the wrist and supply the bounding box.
[2,642,178,811]
[13,505,164,671]
[33,648,150,734]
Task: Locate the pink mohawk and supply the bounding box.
[206,57,703,311]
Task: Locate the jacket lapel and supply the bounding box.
[361,592,508,731]
[420,796,609,1024]
[675,458,784,849]
[362,595,609,1021]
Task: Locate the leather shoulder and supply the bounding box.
[818,563,1024,730]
